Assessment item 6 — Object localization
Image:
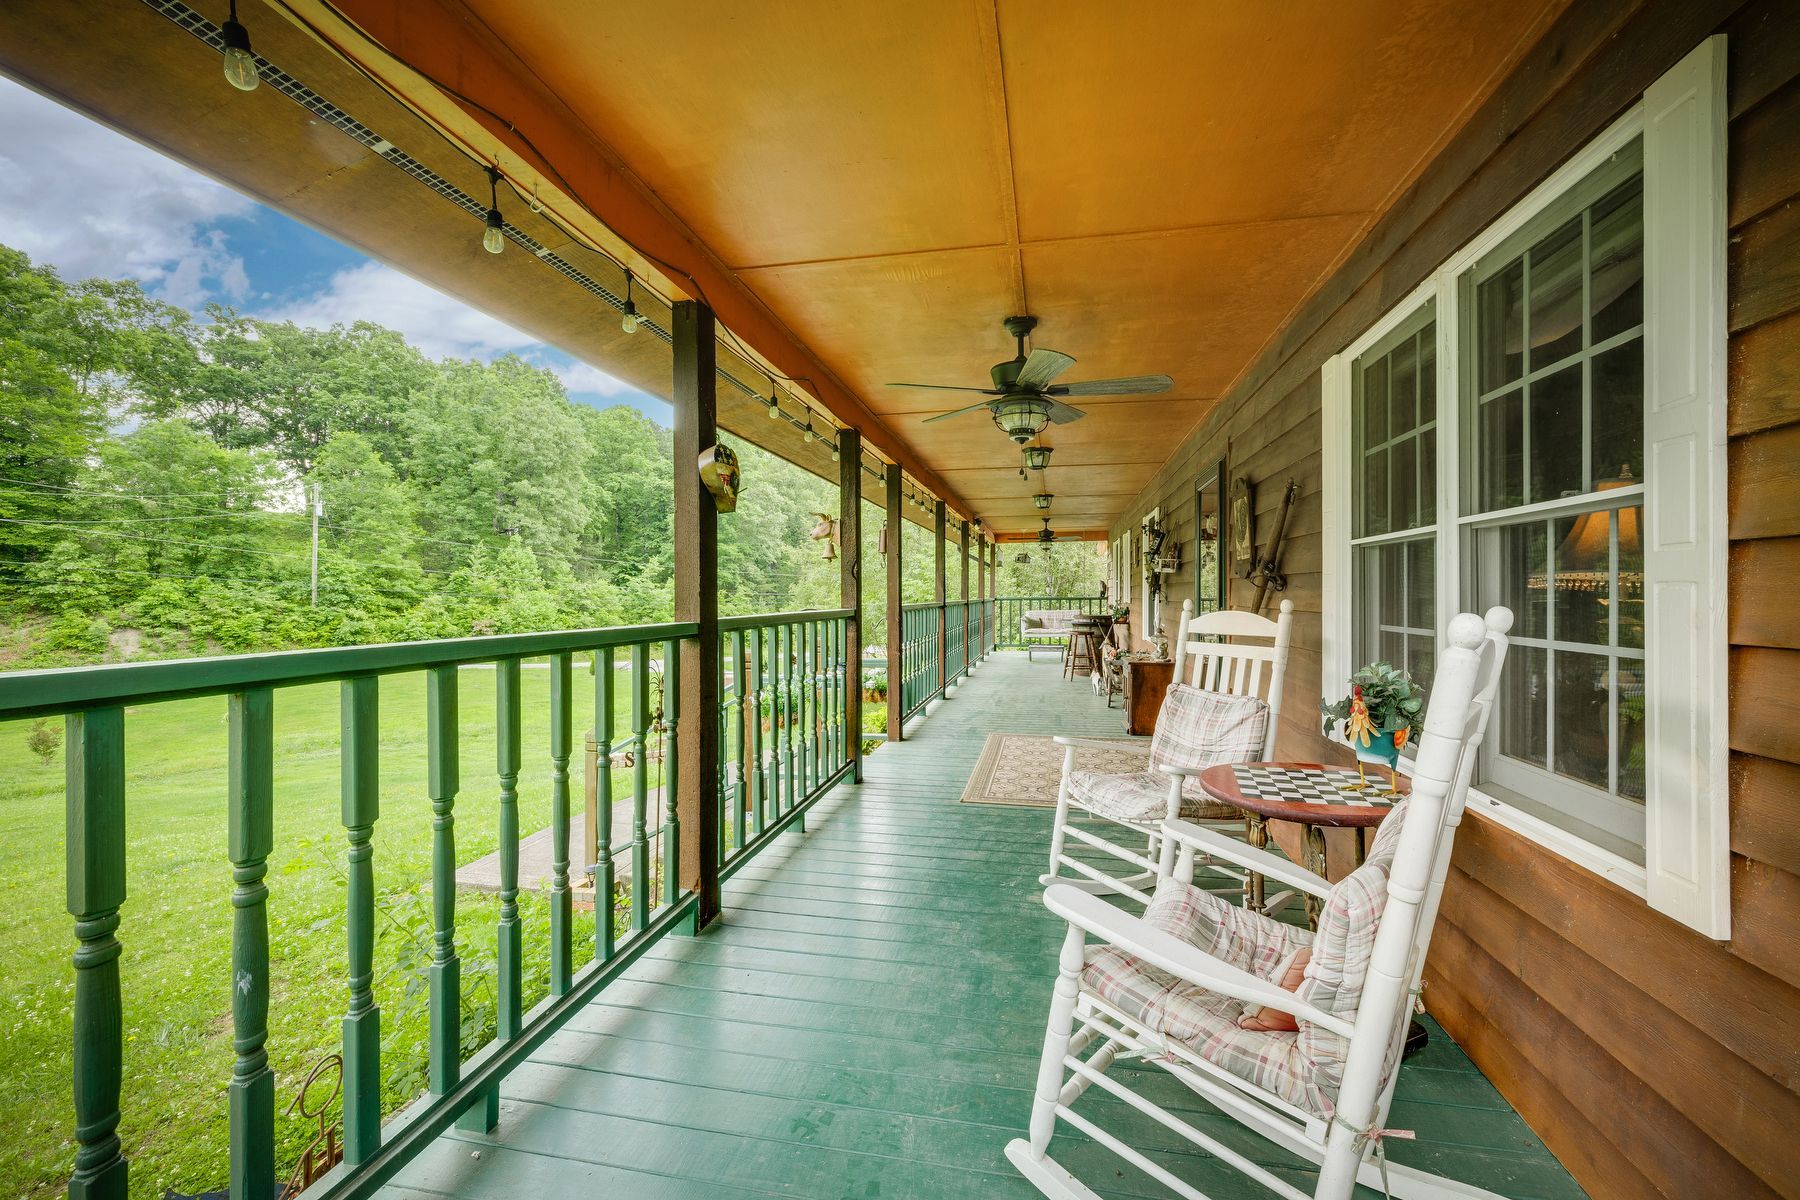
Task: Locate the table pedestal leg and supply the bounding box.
[1302,825,1328,928]
[1244,814,1268,911]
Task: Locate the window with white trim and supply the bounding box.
[1351,304,1439,704]
[1321,38,1728,936]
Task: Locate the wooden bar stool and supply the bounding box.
[1065,622,1100,680]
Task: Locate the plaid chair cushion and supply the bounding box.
[1066,769,1238,822]
[1148,685,1270,775]
[1082,878,1326,1114]
[1065,685,1269,823]
[1292,798,1411,1106]
[1082,804,1412,1118]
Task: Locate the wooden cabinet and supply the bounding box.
[1123,659,1173,736]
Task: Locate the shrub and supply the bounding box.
[26,719,61,766]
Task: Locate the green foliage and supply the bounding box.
[24,719,59,766]
[994,540,1104,599]
[1320,660,1426,741]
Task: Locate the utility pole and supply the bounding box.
[309,482,322,607]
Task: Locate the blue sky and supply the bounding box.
[0,75,671,423]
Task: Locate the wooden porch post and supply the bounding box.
[885,467,904,743]
[958,519,971,681]
[672,300,721,928]
[934,500,947,700]
[978,535,989,658]
[839,428,863,782]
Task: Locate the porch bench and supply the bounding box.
[1021,609,1081,662]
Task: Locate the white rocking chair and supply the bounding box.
[1009,606,1513,1200]
[1043,598,1294,905]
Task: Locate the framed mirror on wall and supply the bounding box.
[1194,458,1227,615]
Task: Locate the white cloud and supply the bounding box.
[0,77,253,302]
[264,259,660,410]
[548,359,639,399]
[261,258,542,360]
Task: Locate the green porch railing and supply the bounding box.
[945,598,969,683]
[717,609,854,874]
[0,617,846,1200]
[994,595,1108,650]
[898,601,942,721]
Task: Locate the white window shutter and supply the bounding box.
[1321,354,1352,692]
[1642,36,1730,938]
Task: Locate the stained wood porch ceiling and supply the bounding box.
[1,0,1566,536]
[406,0,1567,535]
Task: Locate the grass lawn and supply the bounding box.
[0,659,672,1200]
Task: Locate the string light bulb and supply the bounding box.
[481,167,505,255]
[221,0,260,92]
[766,392,780,419]
[803,423,816,444]
[831,441,841,462]
[620,272,641,334]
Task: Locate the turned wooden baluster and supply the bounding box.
[549,651,573,996]
[594,646,616,962]
[340,677,381,1162]
[732,628,749,856]
[67,706,127,1200]
[630,641,651,931]
[662,636,682,906]
[425,667,461,1098]
[782,624,798,815]
[228,689,275,1200]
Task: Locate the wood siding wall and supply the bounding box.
[1108,2,1800,1196]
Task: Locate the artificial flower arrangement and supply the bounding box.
[1320,661,1424,793]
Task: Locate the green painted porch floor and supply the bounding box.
[384,652,1586,1200]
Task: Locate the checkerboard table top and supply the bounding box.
[1195,761,1409,827]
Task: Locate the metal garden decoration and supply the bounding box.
[698,444,740,513]
[1321,660,1425,794]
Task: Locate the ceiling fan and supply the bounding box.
[888,315,1174,443]
[1034,517,1077,544]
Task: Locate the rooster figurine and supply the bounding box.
[1340,685,1376,792]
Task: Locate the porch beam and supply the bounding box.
[885,468,904,744]
[838,429,863,782]
[672,300,721,927]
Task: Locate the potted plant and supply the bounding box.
[863,669,888,703]
[1320,661,1424,794]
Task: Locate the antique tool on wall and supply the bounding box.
[1248,479,1301,613]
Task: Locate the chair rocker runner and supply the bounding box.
[1009,607,1513,1200]
[1044,598,1294,906]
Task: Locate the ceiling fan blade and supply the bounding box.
[1051,374,1174,397]
[885,382,1001,393]
[1015,348,1076,391]
[921,400,998,424]
[1045,400,1087,425]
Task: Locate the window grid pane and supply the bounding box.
[1476,502,1645,814]
[1470,174,1644,517]
[1353,322,1437,540]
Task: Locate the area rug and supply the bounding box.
[960,732,1148,808]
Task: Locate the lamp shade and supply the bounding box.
[992,399,1051,444]
[1553,468,1641,591]
[1023,446,1053,470]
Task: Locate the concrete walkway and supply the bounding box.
[454,787,665,893]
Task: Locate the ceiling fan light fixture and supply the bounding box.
[992,397,1051,444]
[1023,446,1053,471]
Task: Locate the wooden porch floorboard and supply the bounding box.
[384,651,1587,1200]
